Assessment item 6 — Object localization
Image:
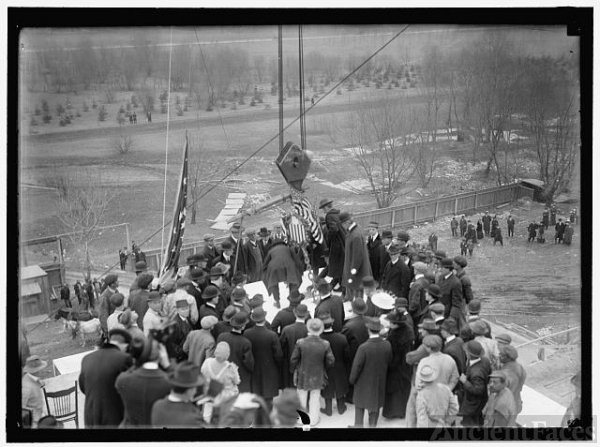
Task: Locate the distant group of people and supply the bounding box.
[528,205,575,245]
[119,242,147,271]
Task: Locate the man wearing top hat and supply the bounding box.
[242,229,264,283]
[79,328,134,427]
[437,258,465,329]
[349,317,392,428]
[339,212,372,301]
[257,227,274,259]
[290,318,335,426]
[243,307,283,410]
[22,355,48,427]
[216,311,254,393]
[318,311,350,417]
[374,229,394,285]
[482,370,517,427]
[279,304,310,389]
[319,198,345,290]
[201,233,220,267]
[366,221,382,282]
[458,340,492,427]
[151,361,207,428]
[314,278,345,333]
[381,244,411,300]
[270,289,306,335]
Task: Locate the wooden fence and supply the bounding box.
[140,183,533,272]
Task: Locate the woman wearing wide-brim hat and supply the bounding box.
[22,355,48,427]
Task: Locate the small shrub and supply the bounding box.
[43,114,52,123]
[30,116,38,126]
[92,99,97,109]
[250,100,256,106]
[56,103,65,116]
[82,101,89,112]
[176,106,184,116]
[42,100,49,115]
[159,91,168,102]
[59,118,67,127]
[34,106,41,116]
[119,105,125,114]
[98,105,107,121]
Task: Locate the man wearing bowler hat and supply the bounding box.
[340,212,372,301]
[437,258,465,329]
[318,311,350,417]
[166,299,194,362]
[151,361,207,427]
[361,275,378,317]
[314,278,345,333]
[129,272,154,331]
[201,233,220,267]
[79,328,134,427]
[244,307,283,410]
[349,317,392,428]
[199,285,221,321]
[212,305,239,340]
[381,244,411,300]
[470,320,500,370]
[270,289,307,335]
[257,227,274,259]
[458,340,492,427]
[406,318,441,366]
[279,304,310,389]
[216,311,254,393]
[290,318,335,426]
[319,198,345,290]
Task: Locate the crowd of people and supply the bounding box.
[22,199,580,429]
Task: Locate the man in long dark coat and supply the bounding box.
[374,229,393,285]
[459,215,468,237]
[79,329,133,427]
[437,258,465,330]
[279,304,309,389]
[257,227,273,259]
[319,199,345,290]
[453,256,474,306]
[349,317,392,428]
[459,340,492,427]
[506,215,516,237]
[216,311,254,393]
[129,272,153,331]
[262,240,304,309]
[242,229,263,283]
[408,262,430,340]
[243,308,283,410]
[60,283,72,308]
[366,222,382,283]
[441,318,466,405]
[482,211,492,236]
[381,244,411,299]
[340,212,372,301]
[98,274,119,337]
[382,311,414,419]
[341,298,369,405]
[314,279,345,333]
[318,311,350,416]
[555,218,566,243]
[244,307,283,409]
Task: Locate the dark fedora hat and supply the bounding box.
[202,285,219,300]
[104,273,119,286]
[440,318,458,335]
[258,227,271,237]
[231,287,248,302]
[167,361,206,388]
[418,318,438,332]
[381,229,393,239]
[386,311,406,325]
[223,305,239,322]
[396,231,410,242]
[395,297,408,308]
[220,241,233,250]
[351,298,368,315]
[293,304,309,319]
[338,211,351,223]
[464,340,484,358]
[318,198,333,209]
[250,307,267,323]
[230,311,249,328]
[108,328,132,344]
[316,278,331,293]
[137,272,154,290]
[453,256,468,268]
[388,244,401,255]
[433,250,447,260]
[361,276,376,288]
[191,268,207,281]
[440,258,454,268]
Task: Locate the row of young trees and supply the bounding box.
[348,31,579,208]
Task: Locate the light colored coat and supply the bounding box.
[416,382,459,427]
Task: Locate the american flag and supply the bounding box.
[160,136,189,277]
[287,215,307,244]
[293,196,324,244]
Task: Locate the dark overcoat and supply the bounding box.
[443,336,467,375]
[460,356,492,425]
[279,321,308,388]
[320,330,350,399]
[349,337,393,411]
[262,241,304,290]
[455,271,474,305]
[201,244,221,268]
[324,208,345,278]
[342,224,372,288]
[216,331,254,393]
[242,241,263,283]
[79,343,133,427]
[151,399,205,428]
[270,307,296,335]
[314,295,345,333]
[374,243,391,284]
[258,238,273,259]
[129,289,149,331]
[383,322,414,418]
[115,366,171,427]
[408,276,429,331]
[437,272,465,323]
[367,235,382,283]
[341,315,369,362]
[243,325,283,399]
[381,259,411,299]
[290,335,334,390]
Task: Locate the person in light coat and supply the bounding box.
[415,364,459,427]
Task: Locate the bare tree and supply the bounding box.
[53,170,115,278]
[253,55,266,84]
[345,97,419,208]
[519,56,578,204]
[112,132,134,155]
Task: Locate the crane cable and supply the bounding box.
[160,27,174,257]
